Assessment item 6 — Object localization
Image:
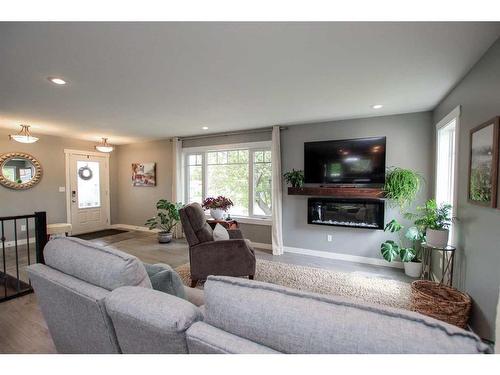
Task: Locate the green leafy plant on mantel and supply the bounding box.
[384,167,422,209]
[283,169,305,188]
[145,199,182,233]
[380,219,423,263]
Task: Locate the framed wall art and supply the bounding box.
[468,117,499,208]
[132,162,156,187]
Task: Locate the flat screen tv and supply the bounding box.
[304,136,386,185]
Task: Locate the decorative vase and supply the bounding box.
[210,208,225,220]
[158,231,172,243]
[404,261,423,278]
[426,228,449,248]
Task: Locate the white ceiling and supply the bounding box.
[1,22,499,144]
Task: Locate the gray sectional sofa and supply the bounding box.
[27,237,491,354]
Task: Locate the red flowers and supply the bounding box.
[202,196,234,211]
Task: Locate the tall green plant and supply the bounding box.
[145,199,182,233]
[384,167,422,208]
[380,219,423,263]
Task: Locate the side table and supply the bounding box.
[420,242,456,287]
[207,219,239,230]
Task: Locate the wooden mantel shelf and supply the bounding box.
[288,186,385,199]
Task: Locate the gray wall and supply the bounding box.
[433,37,500,341]
[281,112,434,258]
[0,129,116,225]
[114,139,173,227]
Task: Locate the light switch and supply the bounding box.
[59,186,66,192]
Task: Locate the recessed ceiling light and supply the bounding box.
[47,77,67,85]
[371,104,383,109]
[202,126,209,130]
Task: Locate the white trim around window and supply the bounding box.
[183,141,273,223]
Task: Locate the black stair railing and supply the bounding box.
[0,211,47,303]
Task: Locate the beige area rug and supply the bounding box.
[175,259,411,310]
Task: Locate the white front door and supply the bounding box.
[67,151,110,235]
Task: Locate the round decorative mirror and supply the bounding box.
[0,152,43,190]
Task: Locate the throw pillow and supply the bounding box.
[143,263,187,300]
[213,223,230,241]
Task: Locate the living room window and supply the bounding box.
[184,142,272,220]
[435,106,460,244]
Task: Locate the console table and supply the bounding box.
[420,243,456,286]
[207,219,239,230]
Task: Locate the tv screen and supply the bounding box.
[304,136,386,185]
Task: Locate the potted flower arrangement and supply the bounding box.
[405,199,453,248]
[202,196,234,220]
[283,169,305,188]
[145,199,182,243]
[380,219,424,277]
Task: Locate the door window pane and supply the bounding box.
[77,161,101,209]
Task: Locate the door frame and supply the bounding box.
[64,149,111,232]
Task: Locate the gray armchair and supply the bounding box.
[179,203,256,287]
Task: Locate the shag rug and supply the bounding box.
[175,259,411,310]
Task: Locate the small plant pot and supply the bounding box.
[404,261,423,278]
[426,228,449,248]
[210,208,225,220]
[158,231,172,243]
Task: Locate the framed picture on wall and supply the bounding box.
[132,162,156,187]
[468,117,499,207]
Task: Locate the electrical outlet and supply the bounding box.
[327,234,333,242]
[21,224,26,232]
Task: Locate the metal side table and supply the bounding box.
[420,242,456,286]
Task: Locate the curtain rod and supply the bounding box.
[177,126,288,141]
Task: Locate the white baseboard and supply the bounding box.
[284,246,404,269]
[4,237,36,248]
[253,242,273,250]
[111,224,161,233]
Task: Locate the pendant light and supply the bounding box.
[95,137,114,153]
[9,125,39,144]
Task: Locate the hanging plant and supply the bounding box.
[384,167,422,208]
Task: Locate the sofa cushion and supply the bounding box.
[44,237,152,290]
[105,286,203,353]
[203,276,491,354]
[144,263,186,300]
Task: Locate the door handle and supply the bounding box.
[71,190,77,203]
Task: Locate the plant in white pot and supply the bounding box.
[380,219,423,278]
[145,199,182,243]
[202,196,233,220]
[406,199,453,248]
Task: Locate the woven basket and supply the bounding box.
[410,280,471,328]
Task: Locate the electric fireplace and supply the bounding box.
[308,197,384,230]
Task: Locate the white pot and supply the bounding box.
[210,208,225,220]
[426,228,449,248]
[158,231,172,243]
[404,261,423,278]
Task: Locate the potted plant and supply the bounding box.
[202,196,233,220]
[380,219,423,277]
[405,199,453,248]
[283,169,305,188]
[384,167,422,209]
[145,199,182,243]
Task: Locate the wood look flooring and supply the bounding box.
[0,230,409,354]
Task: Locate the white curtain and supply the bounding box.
[271,126,284,255]
[172,137,184,239]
